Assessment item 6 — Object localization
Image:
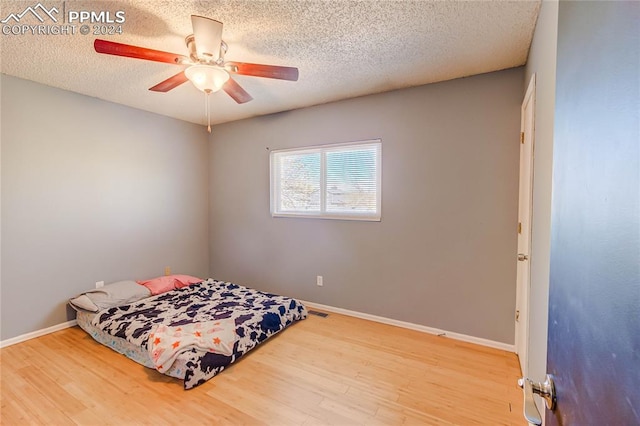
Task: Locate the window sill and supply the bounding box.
[271,212,381,222]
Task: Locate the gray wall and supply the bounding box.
[209,68,523,344]
[1,75,210,340]
[523,0,558,396]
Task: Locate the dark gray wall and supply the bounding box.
[209,68,523,344]
[1,75,210,340]
[547,1,639,424]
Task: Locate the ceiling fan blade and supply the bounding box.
[191,15,223,61]
[223,77,253,104]
[94,39,187,65]
[149,71,189,92]
[226,62,299,81]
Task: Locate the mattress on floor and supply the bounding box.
[77,279,307,389]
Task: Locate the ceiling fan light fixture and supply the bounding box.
[185,65,229,93]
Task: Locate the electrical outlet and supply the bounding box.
[316,275,323,287]
[164,266,171,276]
[95,281,104,289]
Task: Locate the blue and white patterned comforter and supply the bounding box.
[91,279,307,389]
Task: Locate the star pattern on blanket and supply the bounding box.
[172,341,180,349]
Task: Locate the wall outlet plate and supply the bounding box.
[95,281,105,289]
[316,276,323,286]
[164,266,171,276]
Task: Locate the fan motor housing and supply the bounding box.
[185,35,226,65]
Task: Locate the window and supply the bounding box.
[270,140,381,221]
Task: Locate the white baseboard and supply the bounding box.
[303,301,516,353]
[0,320,78,349]
[0,305,515,353]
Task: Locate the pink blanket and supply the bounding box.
[148,320,236,373]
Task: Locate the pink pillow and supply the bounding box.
[173,274,203,289]
[136,276,176,295]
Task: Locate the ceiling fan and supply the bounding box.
[94,15,299,130]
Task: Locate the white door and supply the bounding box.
[515,74,536,376]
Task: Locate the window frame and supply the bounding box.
[270,139,382,221]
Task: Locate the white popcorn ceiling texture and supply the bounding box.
[1,0,541,126]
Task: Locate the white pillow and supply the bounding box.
[69,294,99,312]
[69,280,151,312]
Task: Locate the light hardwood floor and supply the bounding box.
[1,311,525,425]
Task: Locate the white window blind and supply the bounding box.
[270,140,381,221]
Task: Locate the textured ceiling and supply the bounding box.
[0,0,540,126]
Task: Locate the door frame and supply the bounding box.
[515,73,536,375]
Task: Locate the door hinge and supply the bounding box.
[518,222,522,234]
[520,132,525,144]
[516,310,520,321]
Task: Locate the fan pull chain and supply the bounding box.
[205,90,212,133]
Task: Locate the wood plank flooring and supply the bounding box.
[1,311,525,425]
